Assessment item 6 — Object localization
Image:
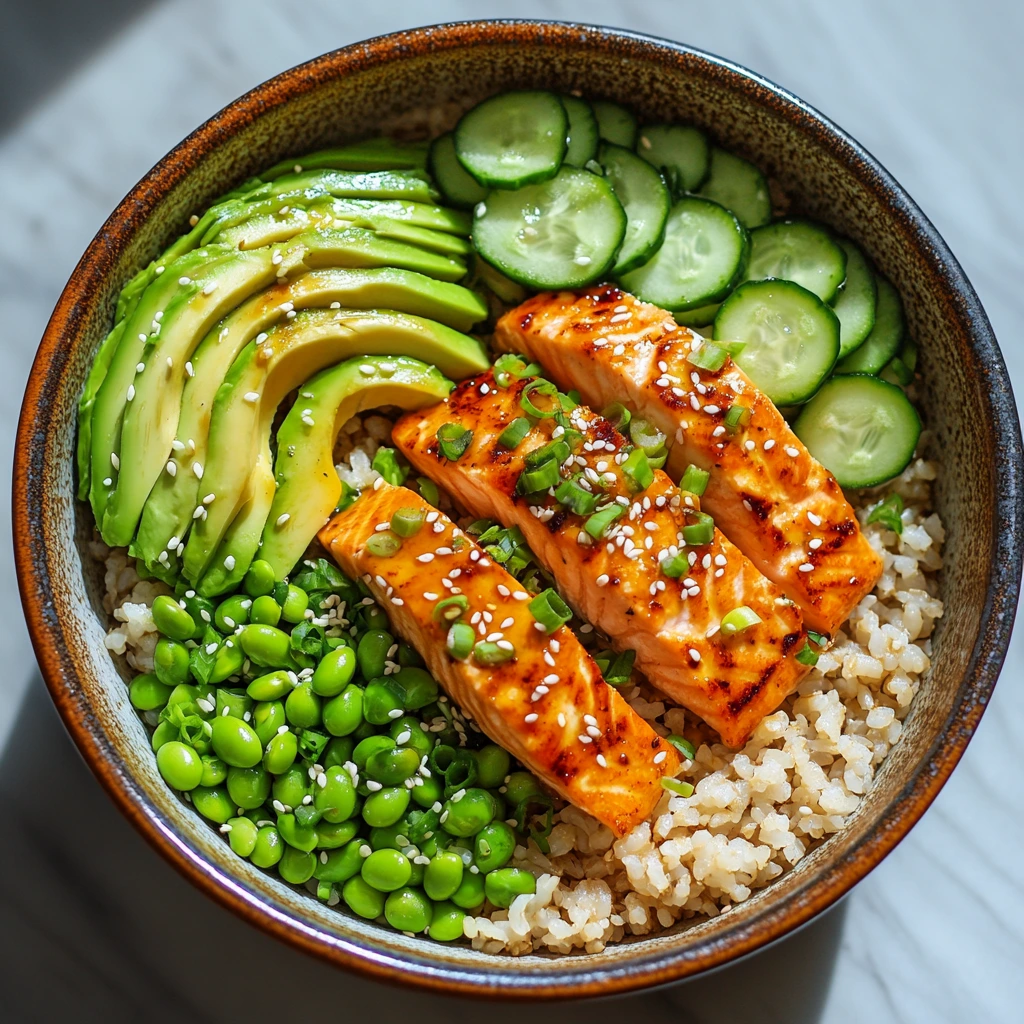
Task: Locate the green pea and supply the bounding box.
[180,592,216,639]
[474,745,511,790]
[210,715,263,768]
[363,681,403,725]
[424,852,464,901]
[263,729,298,774]
[315,819,360,850]
[397,643,424,668]
[277,813,319,852]
[129,673,173,712]
[442,788,495,838]
[238,624,292,668]
[342,876,386,919]
[384,887,433,933]
[473,821,516,873]
[484,867,536,909]
[362,787,410,828]
[215,594,251,633]
[151,594,196,641]
[156,740,203,791]
[285,682,322,729]
[366,746,420,786]
[252,700,287,746]
[314,766,357,823]
[154,637,190,686]
[272,766,309,810]
[151,719,177,752]
[504,771,543,806]
[244,558,276,598]
[428,901,466,942]
[361,848,412,892]
[246,670,293,702]
[357,629,393,681]
[250,595,282,627]
[322,737,355,770]
[250,825,284,868]
[450,870,485,911]
[322,684,364,736]
[199,754,228,787]
[312,646,357,697]
[314,839,364,883]
[208,641,245,684]
[278,846,316,884]
[227,765,271,809]
[192,785,235,824]
[280,585,309,624]
[215,688,252,720]
[392,667,438,710]
[411,773,444,809]
[226,816,259,858]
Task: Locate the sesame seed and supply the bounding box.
[573,255,592,266]
[809,538,823,550]
[579,735,593,744]
[785,446,800,457]
[178,276,191,285]
[807,511,822,526]
[243,391,259,403]
[416,553,434,563]
[524,713,538,723]
[512,591,530,601]
[764,439,776,451]
[654,750,667,764]
[596,574,610,587]
[799,562,814,572]
[224,555,236,571]
[596,754,608,767]
[688,648,700,661]
[126,385,135,402]
[192,462,203,479]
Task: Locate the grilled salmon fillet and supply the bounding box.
[495,287,883,635]
[318,482,679,836]
[392,373,808,747]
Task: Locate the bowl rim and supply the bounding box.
[13,18,1024,999]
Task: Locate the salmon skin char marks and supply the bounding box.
[392,373,809,748]
[494,287,884,635]
[319,482,679,837]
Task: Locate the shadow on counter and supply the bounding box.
[0,679,847,1023]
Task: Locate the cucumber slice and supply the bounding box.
[834,274,904,374]
[793,374,921,487]
[619,197,748,311]
[429,132,488,210]
[831,238,877,357]
[454,91,567,189]
[599,142,671,275]
[881,335,918,387]
[561,96,600,168]
[714,279,839,405]
[676,302,720,328]
[473,167,626,289]
[637,125,711,194]
[592,100,638,148]
[744,220,847,302]
[697,147,771,228]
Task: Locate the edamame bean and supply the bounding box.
[226,816,258,857]
[442,788,495,838]
[246,670,293,702]
[316,819,360,850]
[226,765,271,809]
[484,867,536,908]
[362,786,410,828]
[263,729,298,774]
[314,839,364,883]
[210,715,263,768]
[342,876,386,919]
[314,766,357,823]
[285,681,322,729]
[156,740,203,791]
[279,846,316,884]
[191,785,235,824]
[208,641,245,684]
[180,592,216,639]
[151,595,196,641]
[280,585,309,624]
[272,765,309,810]
[322,685,363,736]
[361,848,412,892]
[504,771,543,807]
[396,643,424,668]
[277,813,319,852]
[215,688,252,720]
[427,901,466,942]
[165,683,208,718]
[424,852,464,901]
[238,624,292,668]
[322,737,355,769]
[368,824,407,851]
[151,720,177,752]
[215,594,250,633]
[199,754,228,787]
[384,887,433,932]
[154,637,190,686]
[389,715,432,758]
[392,667,438,710]
[474,744,511,790]
[357,630,393,681]
[360,605,390,633]
[363,681,403,725]
[129,673,173,712]
[312,646,357,697]
[243,559,276,598]
[411,774,444,809]
[250,825,284,868]
[252,700,286,746]
[473,821,516,873]
[450,871,486,911]
[250,595,282,627]
[366,746,420,786]
[353,735,395,770]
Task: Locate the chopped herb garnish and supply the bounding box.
[528,588,572,633]
[390,507,425,537]
[446,622,475,659]
[493,352,541,388]
[336,479,360,512]
[629,417,667,457]
[602,648,635,687]
[720,605,762,635]
[723,403,751,432]
[497,417,531,450]
[366,531,401,557]
[681,511,715,546]
[473,640,516,665]
[517,457,561,494]
[621,447,655,491]
[679,463,710,496]
[554,477,600,516]
[525,438,571,469]
[601,402,632,432]
[584,503,626,539]
[519,379,561,418]
[795,642,820,666]
[687,338,745,372]
[432,595,469,623]
[415,475,439,507]
[371,446,408,485]
[661,778,695,797]
[187,627,220,684]
[807,630,828,647]
[436,422,473,461]
[867,493,904,535]
[666,735,697,760]
[659,552,689,578]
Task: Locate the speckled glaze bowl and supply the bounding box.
[14,20,1023,998]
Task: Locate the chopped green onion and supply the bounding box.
[493,352,541,387]
[807,630,828,647]
[416,476,439,507]
[584,503,626,539]
[371,447,407,485]
[601,402,632,432]
[525,438,571,469]
[446,622,475,659]
[432,595,469,623]
[795,642,819,667]
[528,588,572,633]
[629,418,667,456]
[648,451,667,470]
[436,422,473,461]
[603,649,635,687]
[366,531,400,557]
[682,511,715,546]
[336,479,360,512]
[680,464,710,496]
[517,458,561,494]
[659,552,688,578]
[563,390,581,410]
[520,380,561,419]
[723,403,751,432]
[666,735,696,760]
[621,448,655,491]
[390,507,425,537]
[316,880,334,902]
[498,417,531,449]
[867,493,904,535]
[661,778,695,797]
[720,605,762,635]
[473,640,516,665]
[465,518,494,536]
[554,478,600,516]
[687,339,745,372]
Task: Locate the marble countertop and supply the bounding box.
[1,3,1021,1021]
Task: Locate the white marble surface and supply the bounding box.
[2,2,1022,1021]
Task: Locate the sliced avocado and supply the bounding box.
[87,244,234,526]
[301,227,466,282]
[330,216,472,257]
[260,138,430,179]
[263,168,439,205]
[99,247,281,547]
[77,320,126,499]
[181,307,488,586]
[257,356,452,581]
[133,267,485,576]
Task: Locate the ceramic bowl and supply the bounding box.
[14,20,1024,998]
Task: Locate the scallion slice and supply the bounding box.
[436,422,473,461]
[866,493,904,535]
[603,649,635,687]
[525,438,571,469]
[371,447,407,485]
[366,531,400,557]
[666,735,696,760]
[629,418,667,456]
[584,503,626,539]
[659,552,688,578]
[493,352,541,388]
[807,630,828,647]
[529,588,572,633]
[795,641,819,667]
[520,380,561,419]
[554,477,600,516]
[661,778,695,797]
[621,447,654,491]
[679,464,710,496]
[601,402,632,432]
[390,507,425,537]
[682,511,715,546]
[720,605,762,635]
[473,640,516,665]
[432,595,469,623]
[517,458,561,494]
[688,338,745,372]
[416,476,439,507]
[446,622,475,659]
[723,403,751,432]
[498,417,531,450]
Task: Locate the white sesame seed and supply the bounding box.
[524,713,538,723]
[596,574,610,587]
[764,439,776,451]
[596,753,608,767]
[785,446,800,457]
[807,511,822,526]
[573,255,592,266]
[579,735,593,744]
[223,555,236,571]
[654,750,667,764]
[243,391,259,403]
[809,538,823,549]
[799,562,814,572]
[416,553,434,563]
[688,648,700,661]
